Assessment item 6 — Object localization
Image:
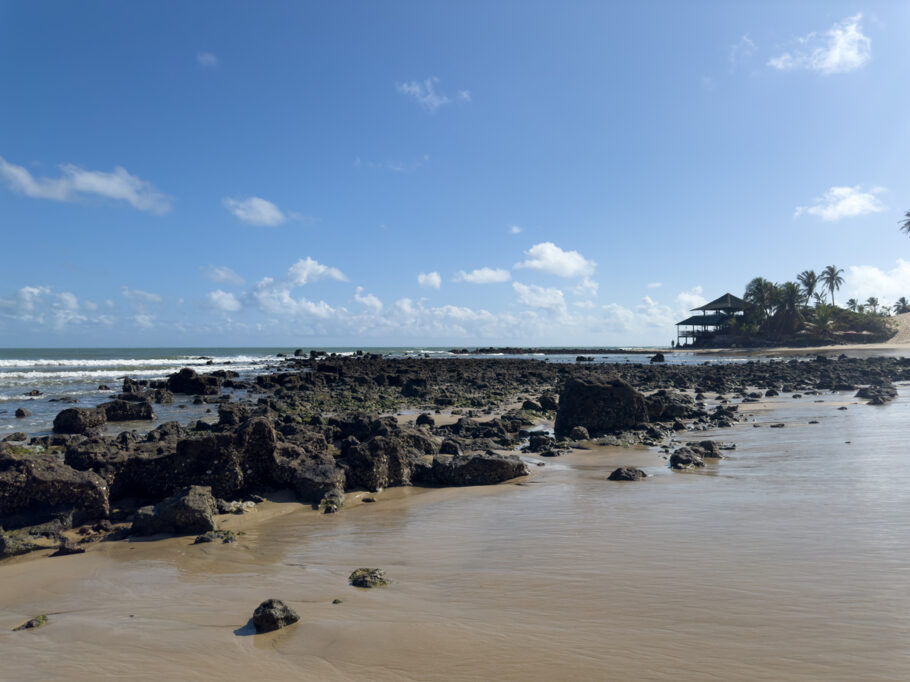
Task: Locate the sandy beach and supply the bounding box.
[3,359,910,680]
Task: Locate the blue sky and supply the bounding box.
[2,1,909,347]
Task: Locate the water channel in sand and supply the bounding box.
[2,388,910,681]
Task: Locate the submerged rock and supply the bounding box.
[252,599,300,633]
[607,466,647,481]
[349,567,390,588]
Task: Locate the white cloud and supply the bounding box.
[768,14,871,75]
[204,265,245,286]
[513,282,567,314]
[17,285,51,312]
[418,272,442,290]
[454,267,511,284]
[287,257,348,285]
[57,292,80,311]
[223,196,286,226]
[208,289,242,312]
[121,287,162,304]
[676,286,707,312]
[0,156,172,213]
[134,314,155,329]
[354,286,383,312]
[515,242,596,278]
[574,300,596,309]
[509,225,522,234]
[197,51,218,68]
[647,282,663,288]
[795,185,885,221]
[572,277,599,297]
[847,260,910,302]
[252,281,335,318]
[602,303,636,332]
[396,77,467,112]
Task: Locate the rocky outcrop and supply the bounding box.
[554,377,649,438]
[0,456,109,530]
[53,407,107,435]
[131,485,217,536]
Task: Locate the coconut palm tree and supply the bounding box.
[744,277,777,320]
[894,297,910,314]
[865,297,879,315]
[797,270,818,303]
[820,265,845,306]
[846,298,858,312]
[900,210,910,236]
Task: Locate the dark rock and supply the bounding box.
[607,466,647,481]
[0,456,110,530]
[2,432,28,442]
[14,408,30,418]
[53,407,107,435]
[415,413,435,427]
[166,368,222,396]
[13,615,48,631]
[130,485,217,536]
[349,568,390,588]
[538,393,558,411]
[416,451,527,486]
[650,352,665,363]
[555,376,649,438]
[522,400,542,412]
[252,599,300,633]
[568,426,590,440]
[50,541,86,557]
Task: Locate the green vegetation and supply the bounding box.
[734,265,898,346]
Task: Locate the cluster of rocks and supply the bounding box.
[2,353,906,558]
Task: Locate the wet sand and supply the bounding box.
[3,391,910,680]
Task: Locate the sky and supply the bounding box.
[2,1,910,348]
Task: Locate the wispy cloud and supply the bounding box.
[223,196,286,226]
[729,34,755,73]
[795,185,885,221]
[354,155,430,173]
[768,14,870,75]
[204,265,245,286]
[418,272,442,289]
[354,286,383,311]
[287,257,348,285]
[197,51,218,68]
[515,242,596,278]
[395,76,469,112]
[0,156,172,214]
[454,267,511,284]
[121,287,162,304]
[509,225,523,234]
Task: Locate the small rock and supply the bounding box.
[13,615,48,631]
[252,599,300,633]
[14,408,31,418]
[50,541,86,557]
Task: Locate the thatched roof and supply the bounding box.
[692,293,746,312]
[676,313,730,327]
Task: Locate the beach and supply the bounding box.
[0,351,909,679]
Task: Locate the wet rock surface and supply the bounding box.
[349,567,390,588]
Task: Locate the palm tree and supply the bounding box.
[894,297,910,314]
[744,277,776,319]
[846,298,858,312]
[773,282,805,330]
[797,270,818,303]
[820,265,845,306]
[865,297,879,315]
[900,210,910,236]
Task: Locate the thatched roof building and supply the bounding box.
[675,293,746,346]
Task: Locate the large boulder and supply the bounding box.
[100,399,155,422]
[554,377,649,438]
[252,599,300,633]
[0,456,110,530]
[669,447,705,470]
[131,485,217,535]
[53,407,107,435]
[607,466,647,481]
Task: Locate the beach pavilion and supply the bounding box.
[675,293,746,347]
